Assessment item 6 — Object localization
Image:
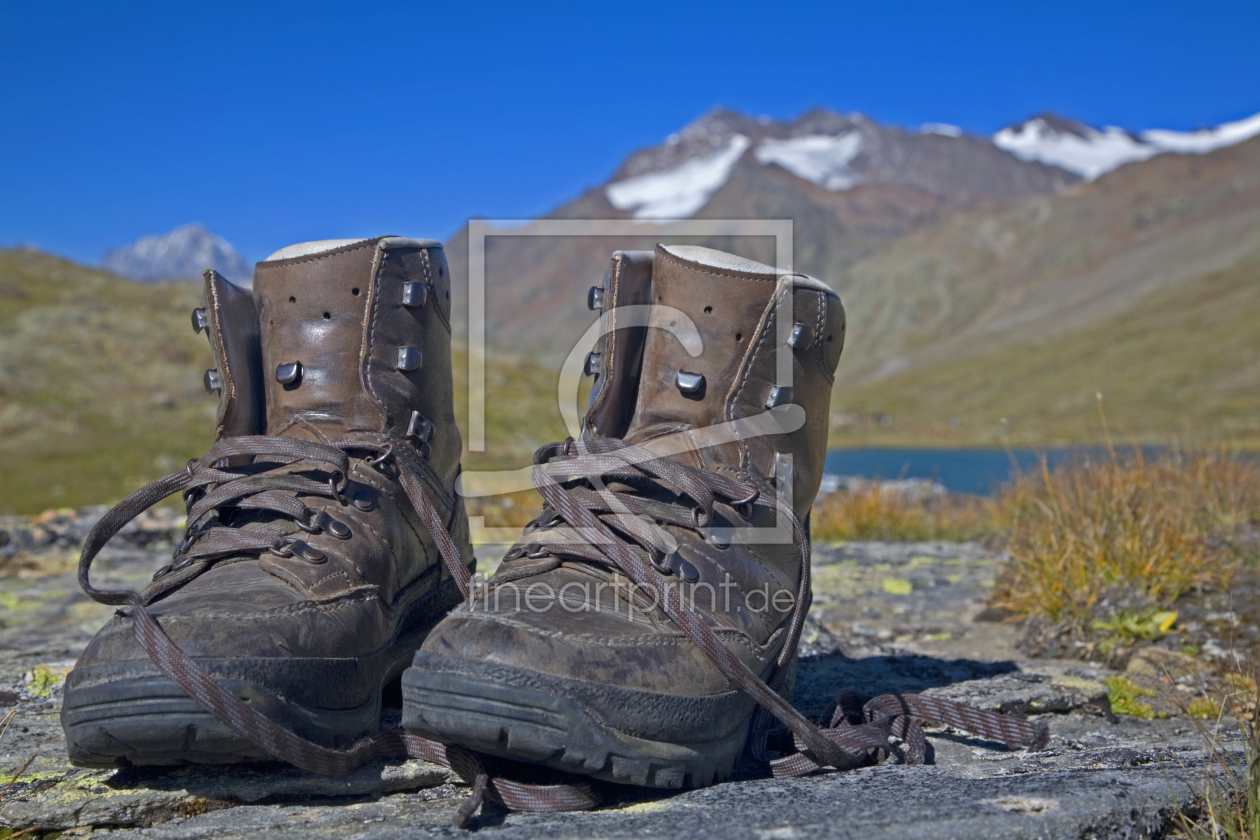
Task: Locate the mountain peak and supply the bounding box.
[603,106,1074,220]
[100,223,251,284]
[1009,112,1099,140]
[994,110,1260,180]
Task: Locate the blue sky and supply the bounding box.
[2,0,1257,265]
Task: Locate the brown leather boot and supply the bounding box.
[62,237,474,767]
[401,245,846,788]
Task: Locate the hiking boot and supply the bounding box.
[62,237,474,767]
[401,245,846,789]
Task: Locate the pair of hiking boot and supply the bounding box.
[63,237,1046,821]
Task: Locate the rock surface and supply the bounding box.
[0,538,1243,838]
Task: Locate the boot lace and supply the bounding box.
[503,438,1048,775]
[77,434,591,825]
[77,434,1046,827]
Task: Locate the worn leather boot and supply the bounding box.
[62,236,474,767]
[401,245,846,788]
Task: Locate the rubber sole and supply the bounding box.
[62,579,463,768]
[401,650,754,789]
[63,660,410,768]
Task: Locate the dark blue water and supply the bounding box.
[823,448,1161,496]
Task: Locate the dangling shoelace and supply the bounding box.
[514,438,1048,775]
[77,435,595,826]
[78,434,1047,827]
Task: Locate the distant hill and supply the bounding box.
[99,223,251,284]
[0,249,568,514]
[830,135,1260,448]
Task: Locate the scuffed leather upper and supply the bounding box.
[422,245,844,701]
[71,237,473,709]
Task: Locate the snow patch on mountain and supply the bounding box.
[754,132,864,190]
[994,119,1159,180]
[606,135,751,218]
[101,223,251,284]
[920,123,963,137]
[1142,111,1260,153]
[995,111,1260,180]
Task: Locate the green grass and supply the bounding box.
[830,252,1260,450]
[0,249,572,514]
[0,249,216,513]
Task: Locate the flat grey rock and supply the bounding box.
[0,538,1242,837]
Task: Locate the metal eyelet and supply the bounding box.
[269,537,326,564]
[152,563,173,580]
[402,281,430,307]
[675,558,700,582]
[203,369,222,394]
[788,322,813,349]
[676,371,705,395]
[503,546,527,561]
[367,444,394,470]
[526,542,551,559]
[707,530,729,550]
[765,385,792,409]
[649,547,675,575]
[269,537,298,558]
[296,542,327,563]
[691,507,710,529]
[731,487,758,520]
[299,509,352,539]
[296,510,321,534]
[329,476,347,506]
[352,490,374,512]
[276,361,303,386]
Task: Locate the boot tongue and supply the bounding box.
[623,245,780,467]
[252,238,385,442]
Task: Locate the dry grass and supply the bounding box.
[810,485,993,542]
[468,475,998,542]
[989,446,1260,628]
[1169,671,1260,839]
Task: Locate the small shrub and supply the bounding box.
[990,448,1260,632]
[811,485,992,542]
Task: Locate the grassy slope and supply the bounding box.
[833,137,1260,393]
[0,249,569,514]
[0,250,214,513]
[831,250,1260,448]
